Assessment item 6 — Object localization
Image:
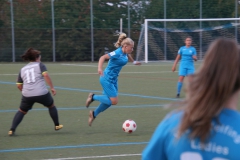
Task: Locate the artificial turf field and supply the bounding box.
[0,61,230,160]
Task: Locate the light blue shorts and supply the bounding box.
[100,76,118,97]
[179,66,195,76]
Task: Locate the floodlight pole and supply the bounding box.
[90,0,94,62]
[199,0,202,60]
[120,18,122,33]
[51,0,56,62]
[10,0,15,62]
[164,0,167,61]
[235,0,238,41]
[128,0,130,37]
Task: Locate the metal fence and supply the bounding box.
[0,0,239,62]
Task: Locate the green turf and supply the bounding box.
[0,61,233,160]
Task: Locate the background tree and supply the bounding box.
[0,0,238,62]
[0,0,12,61]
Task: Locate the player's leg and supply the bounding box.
[89,96,117,126]
[184,67,195,99]
[8,96,33,136]
[176,76,185,98]
[93,95,116,115]
[86,77,113,107]
[88,77,117,126]
[92,94,112,105]
[176,66,186,98]
[38,92,63,131]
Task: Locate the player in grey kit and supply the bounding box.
[8,48,63,136]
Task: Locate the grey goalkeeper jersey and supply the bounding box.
[17,62,49,97]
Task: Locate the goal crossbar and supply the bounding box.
[145,18,240,22]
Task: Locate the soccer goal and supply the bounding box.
[136,18,240,63]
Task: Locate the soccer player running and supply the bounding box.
[142,38,240,159]
[85,33,141,126]
[8,48,63,136]
[172,36,197,98]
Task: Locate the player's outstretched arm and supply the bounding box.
[127,54,141,65]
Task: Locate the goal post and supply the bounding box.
[137,18,240,63]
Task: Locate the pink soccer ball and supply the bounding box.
[122,119,137,133]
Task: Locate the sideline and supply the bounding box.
[42,153,141,160]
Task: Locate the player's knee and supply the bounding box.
[19,108,28,114]
[178,76,184,82]
[47,103,55,108]
[111,99,118,105]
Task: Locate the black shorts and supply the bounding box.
[19,92,54,112]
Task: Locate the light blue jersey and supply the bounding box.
[178,46,196,76]
[104,47,128,83]
[100,47,128,97]
[142,108,240,160]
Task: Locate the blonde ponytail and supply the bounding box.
[114,33,127,48]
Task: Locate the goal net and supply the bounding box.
[136,18,240,63]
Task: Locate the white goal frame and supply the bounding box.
[144,18,240,63]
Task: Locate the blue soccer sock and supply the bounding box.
[94,103,111,117]
[177,82,183,94]
[93,95,111,106]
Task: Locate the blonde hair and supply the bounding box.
[114,33,134,48]
[177,38,240,143]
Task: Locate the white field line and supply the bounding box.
[61,63,174,67]
[42,153,141,160]
[0,74,18,76]
[61,63,176,66]
[61,64,97,67]
[61,63,201,67]
[0,71,177,76]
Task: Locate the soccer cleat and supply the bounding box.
[55,124,63,131]
[86,93,94,108]
[176,94,180,98]
[8,130,14,136]
[88,110,95,126]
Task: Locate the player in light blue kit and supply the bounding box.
[85,33,141,126]
[142,38,240,160]
[172,37,197,98]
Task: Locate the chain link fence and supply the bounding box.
[0,0,239,62]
